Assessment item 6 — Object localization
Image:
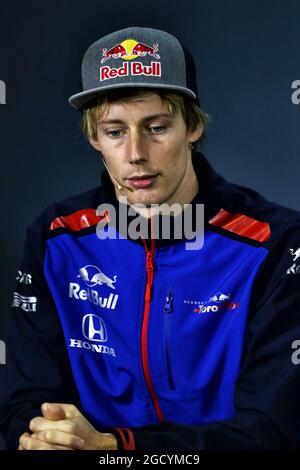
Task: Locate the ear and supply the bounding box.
[188,120,204,145]
[88,136,101,152]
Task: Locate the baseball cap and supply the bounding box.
[68,26,200,110]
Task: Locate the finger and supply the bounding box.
[42,403,81,420]
[30,416,76,434]
[32,430,85,450]
[19,431,31,444]
[20,433,72,451]
[41,403,66,421]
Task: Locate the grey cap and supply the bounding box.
[68,26,199,110]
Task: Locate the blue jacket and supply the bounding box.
[1,152,300,450]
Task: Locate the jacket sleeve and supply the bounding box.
[0,214,82,450]
[124,218,300,450]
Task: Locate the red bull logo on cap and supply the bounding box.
[100,38,161,82]
[101,39,160,63]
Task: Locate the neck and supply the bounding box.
[169,157,199,206]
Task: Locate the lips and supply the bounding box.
[127,174,158,189]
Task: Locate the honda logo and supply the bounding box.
[82,314,107,342]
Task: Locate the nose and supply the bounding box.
[126,130,147,164]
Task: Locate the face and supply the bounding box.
[89,92,203,207]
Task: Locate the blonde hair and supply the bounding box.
[81,88,210,146]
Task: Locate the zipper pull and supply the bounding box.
[146,251,154,272]
[163,290,174,313]
[143,231,155,302]
[145,250,154,301]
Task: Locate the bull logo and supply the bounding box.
[101,44,127,63]
[77,265,117,290]
[101,39,160,64]
[208,292,230,303]
[290,247,300,262]
[287,247,300,275]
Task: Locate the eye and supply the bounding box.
[106,129,124,138]
[149,126,166,134]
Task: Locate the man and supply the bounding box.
[1,26,300,451]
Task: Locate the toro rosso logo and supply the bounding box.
[190,292,240,314]
[100,38,161,81]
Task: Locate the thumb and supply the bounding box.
[41,403,66,420]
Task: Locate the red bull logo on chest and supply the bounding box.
[99,39,161,81]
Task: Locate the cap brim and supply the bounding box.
[68,83,197,110]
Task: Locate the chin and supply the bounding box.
[131,190,164,205]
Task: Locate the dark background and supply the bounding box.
[0,0,299,450]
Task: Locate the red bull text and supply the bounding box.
[100,61,161,81]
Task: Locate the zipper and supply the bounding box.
[163,290,175,390]
[163,290,174,313]
[140,225,164,423]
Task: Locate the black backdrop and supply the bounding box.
[0,0,299,450]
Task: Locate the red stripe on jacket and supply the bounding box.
[50,208,110,231]
[209,208,271,242]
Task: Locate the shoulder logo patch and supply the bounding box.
[209,208,271,242]
[50,208,109,232]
